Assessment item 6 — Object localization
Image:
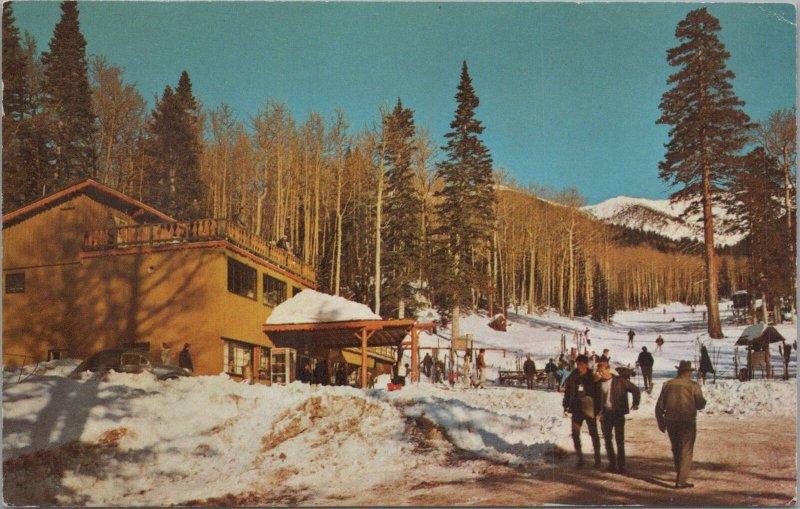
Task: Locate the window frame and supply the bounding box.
[226,258,257,300]
[262,273,287,308]
[5,272,25,294]
[223,339,253,376]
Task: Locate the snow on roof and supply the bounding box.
[736,323,787,345]
[265,289,381,325]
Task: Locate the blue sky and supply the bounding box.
[12,2,796,204]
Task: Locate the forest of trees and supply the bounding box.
[2,2,795,327]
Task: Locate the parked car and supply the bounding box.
[69,348,190,380]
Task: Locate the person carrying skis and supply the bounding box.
[563,354,601,469]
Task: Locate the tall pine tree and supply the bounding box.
[3,2,34,211]
[727,148,792,322]
[382,98,421,318]
[656,8,750,338]
[144,71,207,219]
[41,0,97,187]
[434,61,496,330]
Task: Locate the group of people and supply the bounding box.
[421,349,488,388]
[160,342,193,372]
[297,360,352,386]
[562,354,706,489]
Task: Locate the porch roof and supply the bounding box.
[263,319,435,349]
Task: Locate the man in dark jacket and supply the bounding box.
[595,357,640,473]
[636,346,655,392]
[562,354,601,468]
[178,343,193,372]
[544,358,558,391]
[523,354,537,390]
[655,360,706,489]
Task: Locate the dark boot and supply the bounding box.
[572,432,584,468]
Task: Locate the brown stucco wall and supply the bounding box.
[3,195,312,374]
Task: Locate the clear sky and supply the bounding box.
[12,1,796,204]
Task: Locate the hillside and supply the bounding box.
[583,196,743,247]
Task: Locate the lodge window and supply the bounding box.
[258,348,271,380]
[292,286,302,297]
[5,273,25,294]
[227,258,256,299]
[263,274,287,307]
[223,339,253,376]
[48,349,69,361]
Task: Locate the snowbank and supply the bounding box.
[265,289,381,324]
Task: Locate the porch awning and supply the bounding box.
[263,319,418,349]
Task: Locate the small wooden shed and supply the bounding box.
[735,323,787,380]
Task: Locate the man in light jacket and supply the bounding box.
[655,360,706,489]
[595,357,640,474]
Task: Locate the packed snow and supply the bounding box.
[265,289,381,324]
[4,302,796,505]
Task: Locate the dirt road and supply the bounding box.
[391,415,796,507]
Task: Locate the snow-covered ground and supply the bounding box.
[3,302,796,505]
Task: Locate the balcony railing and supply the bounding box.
[83,219,316,283]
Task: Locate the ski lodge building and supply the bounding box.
[2,179,417,384]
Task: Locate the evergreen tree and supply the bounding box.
[727,148,792,320]
[3,2,33,211]
[591,262,608,322]
[433,61,496,323]
[382,98,421,317]
[41,0,97,186]
[656,8,751,338]
[144,71,207,219]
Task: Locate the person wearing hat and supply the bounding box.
[594,356,640,474]
[655,360,707,489]
[562,354,601,468]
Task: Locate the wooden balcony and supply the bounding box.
[83,219,316,283]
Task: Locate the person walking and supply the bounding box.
[698,345,714,384]
[656,335,665,352]
[562,354,602,469]
[178,343,193,373]
[655,360,707,489]
[636,346,655,392]
[594,357,640,474]
[627,329,636,348]
[523,354,537,390]
[544,358,558,391]
[477,349,487,388]
[160,342,172,365]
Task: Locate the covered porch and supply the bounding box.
[263,319,435,387]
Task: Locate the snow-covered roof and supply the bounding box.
[736,323,787,345]
[265,289,381,325]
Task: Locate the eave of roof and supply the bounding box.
[3,179,174,228]
[263,319,430,349]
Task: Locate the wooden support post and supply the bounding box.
[766,342,772,379]
[411,327,419,383]
[360,328,368,389]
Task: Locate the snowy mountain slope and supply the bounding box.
[583,196,743,246]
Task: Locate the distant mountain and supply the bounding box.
[582,196,743,246]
